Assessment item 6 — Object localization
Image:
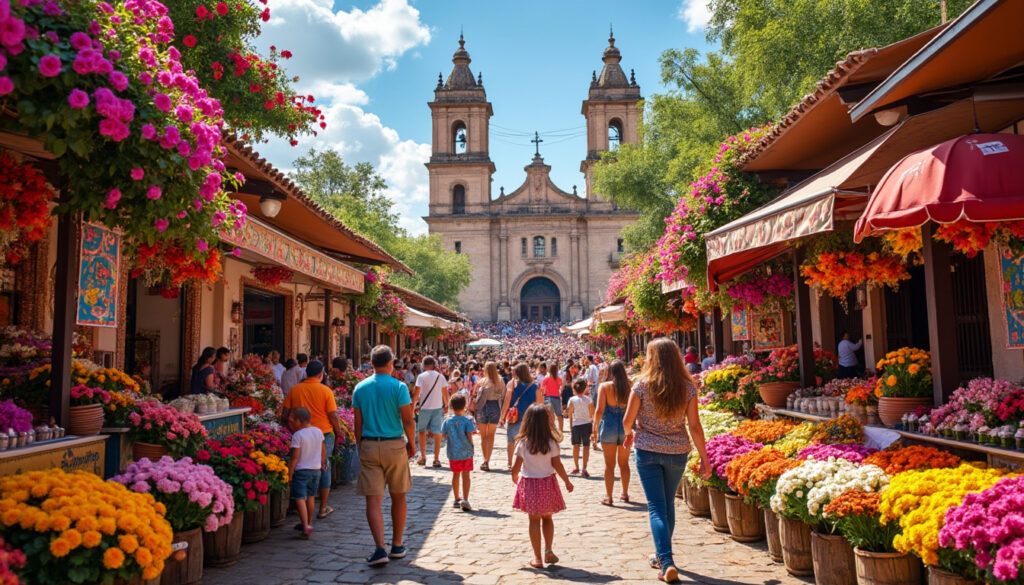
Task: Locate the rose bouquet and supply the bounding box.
[196,440,272,512]
[773,422,819,456]
[810,414,864,444]
[862,446,961,475]
[880,464,1008,570]
[114,456,234,533]
[731,419,798,444]
[771,457,888,527]
[823,491,900,553]
[797,443,876,464]
[940,475,1024,584]
[874,347,932,399]
[0,469,173,584]
[127,400,208,456]
[69,384,110,406]
[0,536,24,585]
[705,434,763,492]
[0,400,31,434]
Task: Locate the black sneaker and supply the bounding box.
[366,548,389,566]
[389,545,407,559]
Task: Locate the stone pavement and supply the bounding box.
[207,430,811,585]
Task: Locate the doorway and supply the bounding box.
[833,289,865,371]
[244,287,285,357]
[520,277,560,321]
[125,279,185,396]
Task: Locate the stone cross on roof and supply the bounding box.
[531,132,543,158]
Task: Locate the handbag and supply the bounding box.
[505,383,534,425]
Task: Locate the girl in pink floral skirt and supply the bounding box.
[511,403,574,568]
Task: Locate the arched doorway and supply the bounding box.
[520,277,560,321]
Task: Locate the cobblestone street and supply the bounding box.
[208,429,810,585]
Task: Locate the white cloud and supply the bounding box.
[678,0,713,32]
[257,0,432,233]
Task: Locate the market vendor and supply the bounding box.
[837,330,863,379]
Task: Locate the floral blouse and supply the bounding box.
[632,378,697,455]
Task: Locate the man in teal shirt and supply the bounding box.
[352,345,415,566]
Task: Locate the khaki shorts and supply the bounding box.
[357,439,412,496]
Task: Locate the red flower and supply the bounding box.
[280,50,292,59]
[183,35,196,47]
[215,2,228,15]
[195,5,208,18]
[260,7,270,21]
[249,83,262,93]
[264,100,274,110]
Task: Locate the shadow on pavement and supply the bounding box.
[678,567,810,585]
[533,564,621,583]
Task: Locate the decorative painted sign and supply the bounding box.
[751,311,785,351]
[222,219,364,293]
[731,307,749,341]
[77,224,120,327]
[0,437,106,477]
[200,410,246,441]
[999,245,1024,349]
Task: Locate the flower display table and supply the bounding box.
[0,434,106,476]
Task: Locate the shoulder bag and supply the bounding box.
[505,382,536,425]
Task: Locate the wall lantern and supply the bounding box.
[230,301,243,324]
[259,193,285,218]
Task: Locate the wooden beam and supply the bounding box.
[322,290,332,362]
[922,222,959,403]
[793,248,816,388]
[50,212,80,426]
[712,307,725,361]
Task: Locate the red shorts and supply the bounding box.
[449,458,473,472]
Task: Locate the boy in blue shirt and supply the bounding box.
[440,393,478,511]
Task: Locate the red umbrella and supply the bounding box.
[854,133,1024,242]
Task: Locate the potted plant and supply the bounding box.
[874,348,933,427]
[705,434,763,534]
[0,400,32,443]
[823,491,909,585]
[242,448,289,543]
[752,346,801,407]
[724,447,788,543]
[741,451,801,563]
[0,468,172,585]
[68,384,110,436]
[128,401,208,461]
[114,457,234,585]
[226,427,292,527]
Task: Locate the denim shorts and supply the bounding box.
[598,412,626,445]
[478,400,501,425]
[545,395,563,418]
[291,468,321,500]
[416,407,444,434]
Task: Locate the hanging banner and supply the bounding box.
[751,311,785,351]
[999,245,1024,349]
[77,224,120,327]
[731,308,749,341]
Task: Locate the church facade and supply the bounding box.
[424,33,640,322]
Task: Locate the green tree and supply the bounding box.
[291,149,472,308]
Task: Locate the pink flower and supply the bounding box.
[146,185,162,200]
[130,168,144,181]
[68,88,90,109]
[109,70,128,91]
[103,188,121,209]
[153,93,172,112]
[154,218,169,232]
[141,124,157,140]
[38,54,62,77]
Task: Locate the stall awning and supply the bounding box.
[850,0,1024,123]
[661,278,694,295]
[595,305,626,324]
[561,317,593,334]
[854,133,1024,241]
[221,217,365,293]
[404,306,444,329]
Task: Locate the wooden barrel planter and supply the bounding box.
[853,548,923,585]
[202,513,242,568]
[927,567,979,585]
[759,382,800,407]
[724,494,765,542]
[707,487,730,533]
[685,482,711,517]
[811,531,856,585]
[160,528,203,585]
[242,501,271,544]
[132,441,170,462]
[764,508,784,563]
[779,516,814,576]
[876,397,932,428]
[68,403,105,436]
[270,489,289,528]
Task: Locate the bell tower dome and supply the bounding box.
[425,35,495,216]
[580,29,642,201]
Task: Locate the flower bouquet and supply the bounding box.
[823,491,900,553]
[797,443,876,464]
[127,400,208,458]
[810,414,865,445]
[197,440,272,512]
[0,469,173,584]
[114,456,234,533]
[731,419,798,444]
[940,475,1024,584]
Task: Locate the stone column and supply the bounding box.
[569,229,583,320]
[497,230,511,321]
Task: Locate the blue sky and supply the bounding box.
[258,0,715,233]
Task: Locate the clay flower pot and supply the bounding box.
[68,403,105,436]
[132,441,170,462]
[877,397,932,428]
[760,382,800,407]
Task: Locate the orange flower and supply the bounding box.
[862,446,960,475]
[823,490,881,520]
[730,420,798,444]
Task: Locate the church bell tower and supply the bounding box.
[580,29,642,203]
[426,35,495,217]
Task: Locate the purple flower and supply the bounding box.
[38,54,62,77]
[153,93,172,112]
[68,88,89,109]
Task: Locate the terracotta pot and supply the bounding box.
[242,501,271,544]
[811,531,855,585]
[202,513,243,568]
[160,528,203,585]
[927,567,979,585]
[724,494,765,542]
[853,548,923,585]
[779,516,814,576]
[707,487,730,533]
[685,482,711,518]
[133,441,170,462]
[68,403,105,436]
[877,397,932,428]
[764,508,784,563]
[760,382,801,408]
[270,489,289,528]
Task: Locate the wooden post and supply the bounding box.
[922,222,959,403]
[793,248,815,388]
[50,212,81,426]
[347,300,356,360]
[697,312,709,356]
[322,290,332,362]
[712,307,725,361]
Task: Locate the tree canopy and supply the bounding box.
[291,149,471,308]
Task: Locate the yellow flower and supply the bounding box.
[103,547,125,569]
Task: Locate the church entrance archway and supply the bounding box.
[520,277,560,321]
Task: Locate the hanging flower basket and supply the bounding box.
[251,266,294,287]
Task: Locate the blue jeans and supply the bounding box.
[635,448,689,570]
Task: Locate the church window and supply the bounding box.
[617,238,625,254]
[608,119,623,150]
[452,185,466,215]
[551,237,557,256]
[533,236,546,258]
[453,121,468,154]
[521,238,527,256]
[454,241,462,254]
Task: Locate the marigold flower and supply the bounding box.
[103,547,125,569]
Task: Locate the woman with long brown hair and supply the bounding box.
[499,363,542,470]
[591,359,632,505]
[472,361,505,471]
[623,338,711,582]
